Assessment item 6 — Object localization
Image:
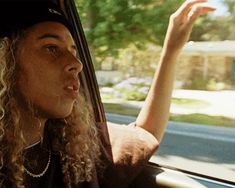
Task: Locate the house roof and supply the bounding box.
[182,40,235,57]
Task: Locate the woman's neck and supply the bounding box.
[20,111,47,147]
[14,93,48,147]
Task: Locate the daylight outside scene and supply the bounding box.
[76,0,235,183]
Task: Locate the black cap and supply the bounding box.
[0,0,72,38]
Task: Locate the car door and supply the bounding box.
[60,0,235,187]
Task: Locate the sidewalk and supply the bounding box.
[171,89,235,118]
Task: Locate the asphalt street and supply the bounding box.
[105,113,235,182]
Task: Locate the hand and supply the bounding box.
[163,0,216,54]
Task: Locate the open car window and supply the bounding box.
[73,0,235,187]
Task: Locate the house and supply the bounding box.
[96,41,235,90]
[177,40,235,89]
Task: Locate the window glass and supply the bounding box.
[76,0,235,182]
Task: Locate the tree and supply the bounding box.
[190,16,231,41]
[223,0,235,39]
[76,0,183,68]
[224,0,235,16]
[190,0,235,41]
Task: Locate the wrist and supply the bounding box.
[160,46,181,62]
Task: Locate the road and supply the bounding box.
[105,113,235,182]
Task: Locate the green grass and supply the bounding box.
[170,113,235,127]
[103,103,140,117]
[103,102,235,127]
[102,94,209,107]
[172,98,209,107]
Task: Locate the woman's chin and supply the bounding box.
[57,110,73,118]
[44,108,73,119]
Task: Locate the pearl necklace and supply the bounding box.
[24,150,51,178]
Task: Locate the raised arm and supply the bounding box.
[136,0,216,142]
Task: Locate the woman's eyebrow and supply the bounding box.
[37,33,77,50]
[37,33,61,41]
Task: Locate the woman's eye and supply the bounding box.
[45,45,58,54]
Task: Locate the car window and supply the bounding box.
[75,0,235,183]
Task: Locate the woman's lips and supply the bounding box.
[64,80,80,99]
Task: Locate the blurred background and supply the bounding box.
[75,0,235,182]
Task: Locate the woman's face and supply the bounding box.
[16,22,83,118]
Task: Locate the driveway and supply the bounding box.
[171,89,235,118]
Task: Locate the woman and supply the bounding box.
[0,0,215,187]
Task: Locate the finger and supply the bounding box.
[188,5,216,23]
[175,0,208,17]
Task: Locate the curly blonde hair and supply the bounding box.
[0,32,101,188]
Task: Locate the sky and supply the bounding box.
[207,0,228,16]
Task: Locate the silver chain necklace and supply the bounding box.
[24,150,51,178]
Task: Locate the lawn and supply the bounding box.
[103,101,235,127]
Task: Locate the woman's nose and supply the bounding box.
[65,55,83,75]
